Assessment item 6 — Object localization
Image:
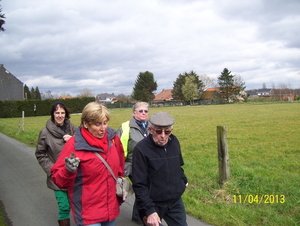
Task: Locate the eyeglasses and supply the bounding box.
[138,110,148,113]
[153,129,172,135]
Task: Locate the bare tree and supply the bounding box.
[41,90,54,99]
[233,74,246,90]
[60,91,71,97]
[116,94,130,103]
[78,88,94,97]
[278,82,288,89]
[199,74,216,90]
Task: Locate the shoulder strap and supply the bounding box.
[120,121,130,157]
[94,152,117,181]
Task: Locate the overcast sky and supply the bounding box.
[1,0,300,97]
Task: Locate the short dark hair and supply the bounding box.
[50,102,71,122]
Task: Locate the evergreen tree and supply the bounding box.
[218,68,234,103]
[35,86,41,99]
[172,74,186,101]
[218,68,235,103]
[30,87,36,99]
[218,68,246,103]
[132,71,157,102]
[24,84,31,100]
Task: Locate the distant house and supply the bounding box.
[245,90,258,99]
[152,87,247,104]
[153,88,224,104]
[199,88,223,104]
[58,96,77,100]
[246,88,295,101]
[206,87,246,102]
[205,87,220,92]
[153,89,173,102]
[0,64,24,101]
[266,89,294,101]
[95,93,117,103]
[257,88,273,97]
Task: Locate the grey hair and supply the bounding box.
[133,102,149,112]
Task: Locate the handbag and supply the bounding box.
[94,152,134,201]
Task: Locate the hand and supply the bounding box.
[124,162,132,177]
[63,134,72,142]
[143,212,163,226]
[65,153,80,173]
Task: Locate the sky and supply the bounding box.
[1,0,300,97]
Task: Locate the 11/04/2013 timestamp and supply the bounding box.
[233,195,285,204]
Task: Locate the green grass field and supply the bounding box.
[0,102,299,226]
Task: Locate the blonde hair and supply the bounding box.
[133,102,149,112]
[81,102,110,126]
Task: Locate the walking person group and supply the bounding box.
[36,101,188,226]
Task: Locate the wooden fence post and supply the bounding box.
[22,111,25,132]
[217,126,230,186]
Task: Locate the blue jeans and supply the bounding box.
[85,219,116,226]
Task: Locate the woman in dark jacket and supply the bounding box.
[35,102,76,226]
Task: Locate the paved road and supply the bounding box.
[0,132,212,226]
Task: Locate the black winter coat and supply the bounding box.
[132,134,188,217]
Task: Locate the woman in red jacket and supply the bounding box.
[51,102,124,226]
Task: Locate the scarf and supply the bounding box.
[81,127,108,152]
[46,119,71,138]
[135,119,148,131]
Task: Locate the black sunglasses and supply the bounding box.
[138,110,148,113]
[154,129,172,135]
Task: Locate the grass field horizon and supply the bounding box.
[0,102,299,226]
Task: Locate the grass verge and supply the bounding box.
[0,201,12,226]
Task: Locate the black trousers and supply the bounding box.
[140,197,188,226]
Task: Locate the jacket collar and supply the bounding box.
[74,127,117,152]
[46,119,70,138]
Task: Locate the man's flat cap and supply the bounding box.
[149,112,175,127]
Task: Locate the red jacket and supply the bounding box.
[51,127,124,226]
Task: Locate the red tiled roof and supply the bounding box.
[153,89,173,101]
[200,91,216,100]
[58,96,76,99]
[206,87,220,92]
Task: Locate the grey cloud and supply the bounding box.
[1,0,299,97]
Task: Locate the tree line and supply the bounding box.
[22,68,245,103]
[132,68,246,103]
[24,84,41,100]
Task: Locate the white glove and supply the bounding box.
[65,153,80,173]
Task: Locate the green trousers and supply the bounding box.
[54,190,70,220]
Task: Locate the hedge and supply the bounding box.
[0,97,95,118]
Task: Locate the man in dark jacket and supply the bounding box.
[132,112,188,226]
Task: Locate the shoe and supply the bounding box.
[58,219,70,226]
